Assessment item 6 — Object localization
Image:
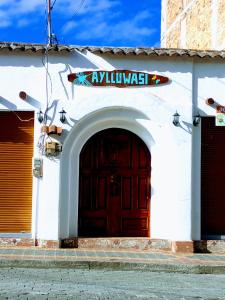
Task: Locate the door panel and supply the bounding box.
[78,128,151,237]
[201,117,225,236]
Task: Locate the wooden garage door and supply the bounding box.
[0,111,34,233]
[79,128,151,237]
[201,117,225,237]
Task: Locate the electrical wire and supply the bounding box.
[72,0,86,16]
[51,0,86,45]
[37,0,54,153]
[42,0,54,122]
[45,0,49,45]
[41,45,55,128]
[12,112,34,122]
[51,0,57,10]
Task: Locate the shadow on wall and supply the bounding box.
[0,53,43,68]
[57,51,104,101]
[59,64,71,101]
[56,50,98,69]
[98,55,190,74]
[54,106,153,145]
[195,63,225,79]
[0,95,43,111]
[45,99,60,125]
[0,97,17,110]
[26,96,42,109]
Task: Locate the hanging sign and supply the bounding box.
[68,70,169,87]
[216,106,225,126]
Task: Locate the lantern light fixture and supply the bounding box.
[173,111,180,126]
[37,109,44,123]
[193,113,201,126]
[59,108,66,123]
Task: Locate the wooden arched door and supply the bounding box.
[78,128,151,237]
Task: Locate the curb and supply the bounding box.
[1,259,225,274]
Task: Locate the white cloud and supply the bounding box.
[0,0,44,29]
[56,0,156,45]
[57,0,120,15]
[0,19,11,28]
[0,0,121,31]
[73,7,155,45]
[17,18,30,28]
[0,0,159,46]
[134,10,152,22]
[62,21,77,34]
[0,8,12,27]
[109,20,155,43]
[0,0,14,7]
[14,0,43,14]
[76,22,108,40]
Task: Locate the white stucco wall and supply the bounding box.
[0,50,224,241]
[191,60,225,240]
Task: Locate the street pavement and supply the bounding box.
[1,247,225,299]
[0,268,225,299]
[1,247,225,274]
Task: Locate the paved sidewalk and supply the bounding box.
[1,247,225,274]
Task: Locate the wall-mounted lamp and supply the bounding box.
[59,108,66,123]
[37,109,44,123]
[173,111,180,126]
[193,113,201,126]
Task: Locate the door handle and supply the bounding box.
[110,175,115,183]
[110,175,121,196]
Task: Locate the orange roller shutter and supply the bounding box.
[0,111,34,233]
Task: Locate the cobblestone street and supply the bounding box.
[0,268,225,299]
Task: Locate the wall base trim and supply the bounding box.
[171,241,194,253]
[0,238,34,247]
[1,238,225,253]
[35,239,60,248]
[75,238,171,251]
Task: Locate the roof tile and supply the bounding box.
[0,42,224,59]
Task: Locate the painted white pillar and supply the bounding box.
[150,124,193,241]
[172,133,192,241]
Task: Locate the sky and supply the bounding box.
[0,0,161,47]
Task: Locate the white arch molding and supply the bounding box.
[58,107,154,239]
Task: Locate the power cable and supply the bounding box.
[51,0,57,10]
[72,0,86,16]
[49,0,86,45]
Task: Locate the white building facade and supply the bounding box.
[0,43,224,252]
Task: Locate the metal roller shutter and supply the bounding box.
[0,111,34,233]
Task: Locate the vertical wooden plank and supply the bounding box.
[121,177,132,209]
[138,177,148,209]
[97,176,107,209]
[79,176,92,209]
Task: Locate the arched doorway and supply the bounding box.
[78,128,151,237]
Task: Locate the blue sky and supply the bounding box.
[0,0,161,47]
